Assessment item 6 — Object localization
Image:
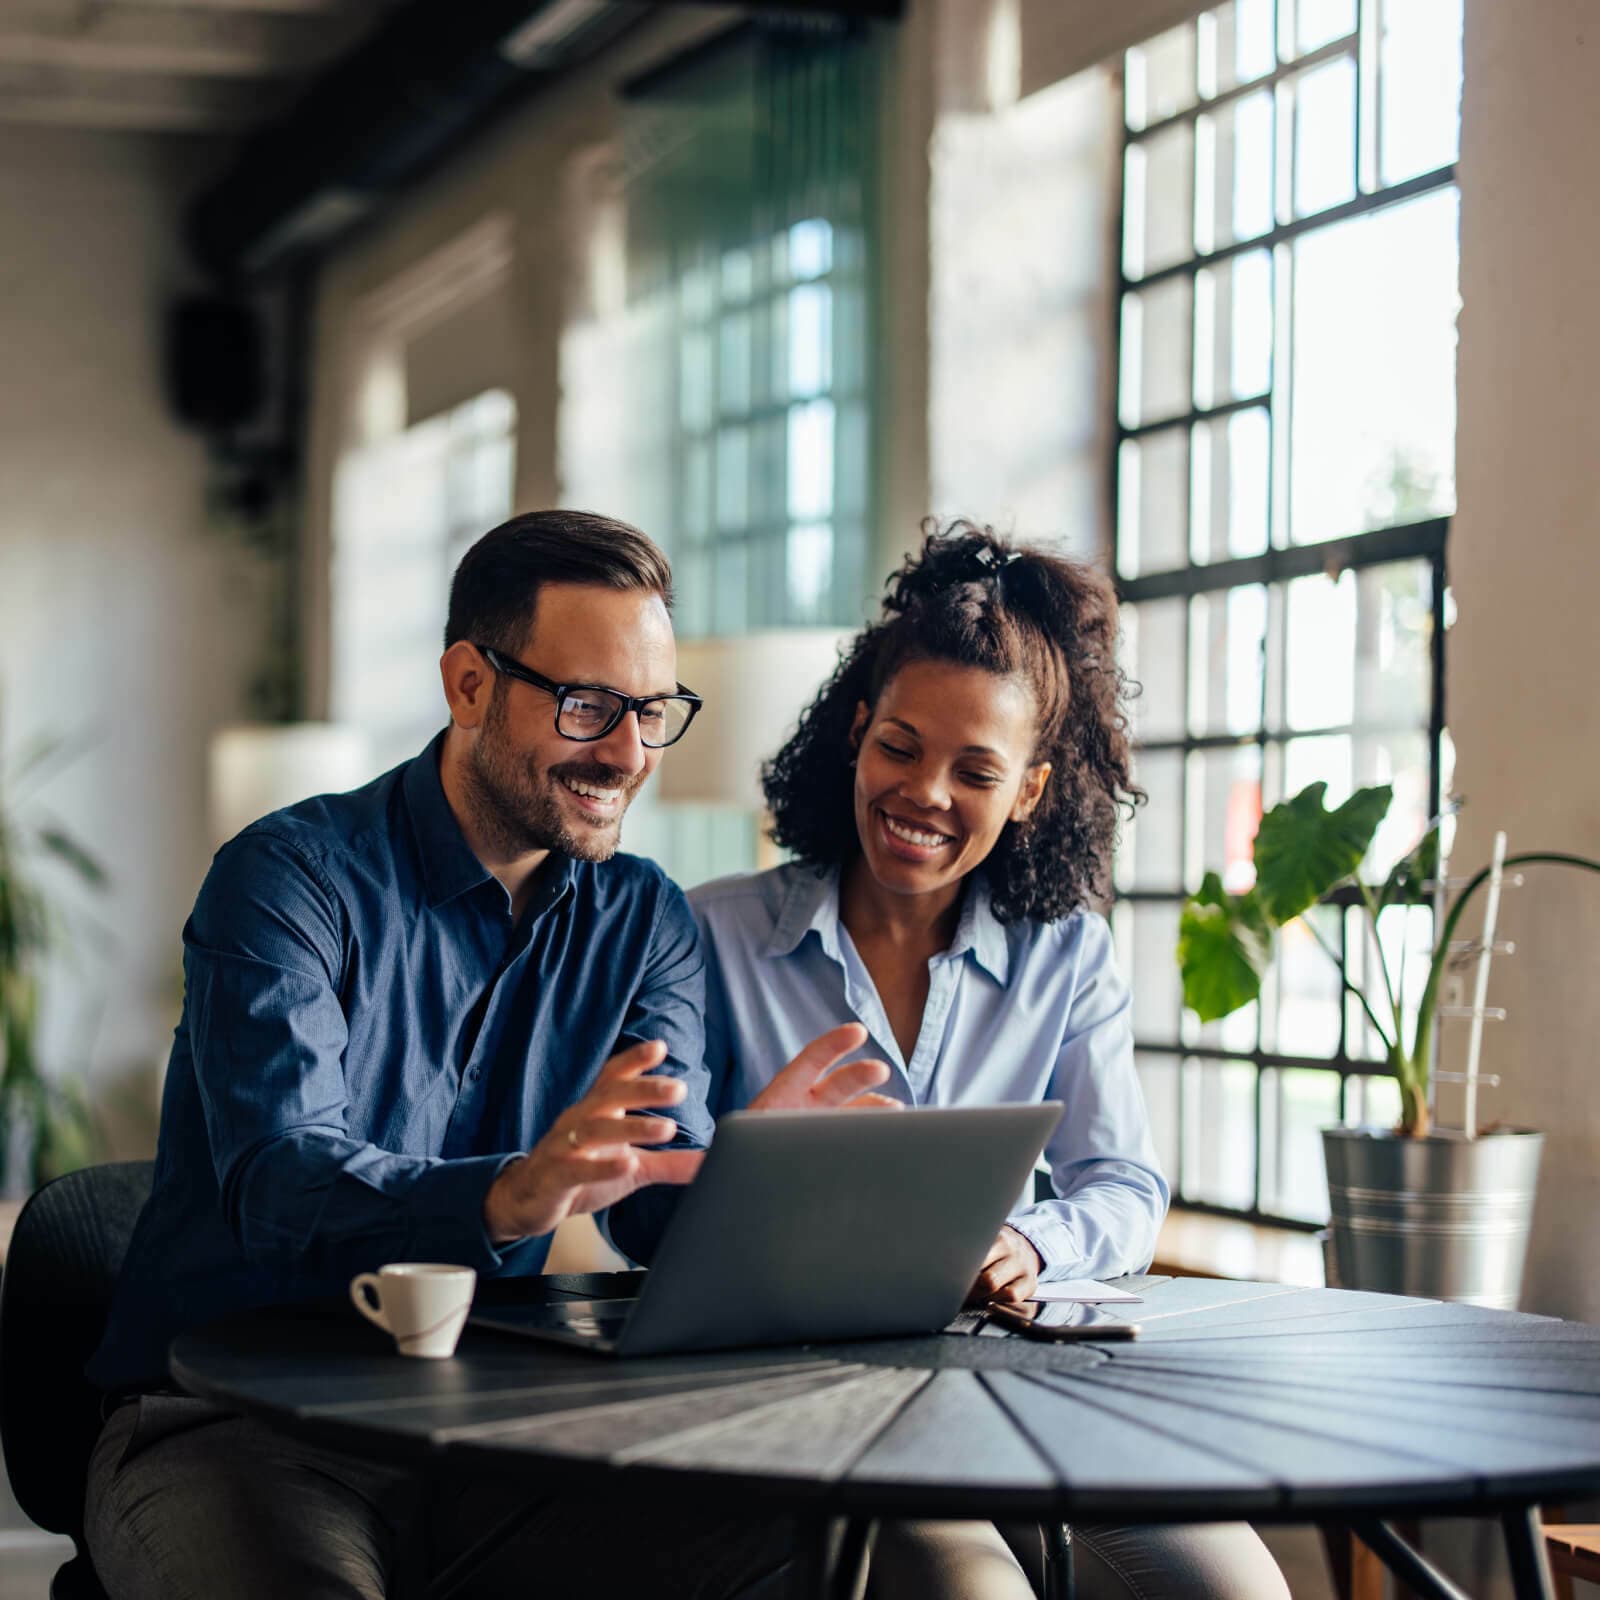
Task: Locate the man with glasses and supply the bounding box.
[82,510,882,1600]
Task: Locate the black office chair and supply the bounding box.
[0,1160,153,1600]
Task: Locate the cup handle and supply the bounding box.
[350,1273,388,1333]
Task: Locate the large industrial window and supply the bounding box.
[1112,0,1461,1226]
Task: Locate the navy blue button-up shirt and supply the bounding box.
[89,733,711,1390]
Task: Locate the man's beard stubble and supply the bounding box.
[463,688,644,864]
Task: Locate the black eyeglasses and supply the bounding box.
[477,645,703,749]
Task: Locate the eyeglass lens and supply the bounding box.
[556,688,693,747]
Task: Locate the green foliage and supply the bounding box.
[0,724,108,1190]
[1252,782,1392,923]
[1177,874,1271,1022]
[1180,780,1600,1136]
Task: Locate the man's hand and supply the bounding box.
[749,1023,899,1112]
[482,1040,703,1245]
[966,1225,1043,1306]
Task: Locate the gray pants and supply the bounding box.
[85,1396,1288,1600]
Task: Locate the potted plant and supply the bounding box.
[0,729,107,1196]
[1178,781,1599,1306]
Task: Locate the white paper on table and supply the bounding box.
[1029,1279,1142,1304]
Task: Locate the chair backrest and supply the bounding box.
[0,1161,154,1537]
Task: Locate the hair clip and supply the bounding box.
[969,547,1022,573]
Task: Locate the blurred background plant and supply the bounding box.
[0,717,108,1195]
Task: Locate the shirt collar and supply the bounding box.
[766,865,844,961]
[946,877,1011,985]
[766,862,1011,984]
[402,731,577,913]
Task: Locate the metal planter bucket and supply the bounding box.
[1321,1126,1544,1309]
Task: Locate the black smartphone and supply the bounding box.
[983,1299,1140,1342]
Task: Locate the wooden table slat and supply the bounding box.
[848,1369,1057,1491]
[619,1367,930,1478]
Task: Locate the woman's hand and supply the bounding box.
[749,1022,900,1112]
[966,1225,1044,1306]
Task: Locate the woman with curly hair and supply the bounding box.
[689,522,1288,1600]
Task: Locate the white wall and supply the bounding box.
[0,128,274,1151]
[1448,0,1600,1324]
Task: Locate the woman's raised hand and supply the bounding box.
[749,1022,901,1112]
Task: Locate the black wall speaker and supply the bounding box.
[165,296,265,431]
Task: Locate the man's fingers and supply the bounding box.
[636,1148,705,1186]
[589,1070,686,1114]
[571,1112,678,1150]
[850,1093,903,1111]
[601,1038,670,1079]
[808,1058,893,1108]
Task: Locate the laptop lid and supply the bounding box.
[615,1101,1063,1356]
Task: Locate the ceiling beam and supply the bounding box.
[0,0,378,76]
[0,57,284,126]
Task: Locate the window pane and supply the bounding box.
[1120,901,1184,1044]
[1260,1066,1338,1219]
[1118,428,1189,577]
[1118,748,1184,891]
[713,539,748,632]
[1120,278,1194,428]
[1188,585,1266,737]
[1285,570,1355,730]
[1136,1053,1182,1183]
[1181,1058,1256,1209]
[1380,0,1462,185]
[1282,732,1353,808]
[1262,905,1343,1058]
[1290,189,1459,545]
[719,309,752,414]
[786,284,832,398]
[785,522,834,622]
[1126,21,1198,132]
[715,425,750,532]
[1124,597,1187,742]
[786,399,835,520]
[1296,0,1356,54]
[1354,562,1434,731]
[1209,0,1276,92]
[1195,250,1272,408]
[1196,90,1273,253]
[1293,56,1357,217]
[681,439,712,541]
[1356,728,1431,875]
[1124,122,1196,278]
[1346,1071,1401,1129]
[681,330,713,430]
[1185,743,1263,894]
[1190,407,1270,562]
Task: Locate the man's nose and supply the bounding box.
[592,710,648,775]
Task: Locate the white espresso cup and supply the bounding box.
[349,1263,477,1358]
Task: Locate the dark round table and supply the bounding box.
[171,1272,1600,1600]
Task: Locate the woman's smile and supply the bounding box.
[875,805,959,861]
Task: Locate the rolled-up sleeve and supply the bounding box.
[1004,917,1171,1280]
[185,830,514,1278]
[604,880,712,1265]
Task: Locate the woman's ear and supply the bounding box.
[848,701,870,754]
[1011,762,1053,823]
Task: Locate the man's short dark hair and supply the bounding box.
[444,510,674,654]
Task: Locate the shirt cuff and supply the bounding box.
[406,1153,528,1272]
[1005,1208,1081,1282]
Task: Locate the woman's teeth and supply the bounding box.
[883,813,953,849]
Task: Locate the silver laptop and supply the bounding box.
[472,1102,1062,1357]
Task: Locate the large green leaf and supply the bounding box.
[1179,873,1272,1022]
[1253,782,1392,924]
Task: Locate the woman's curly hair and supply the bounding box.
[762,520,1143,923]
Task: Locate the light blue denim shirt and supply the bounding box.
[690,863,1169,1281]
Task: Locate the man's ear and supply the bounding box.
[1011,762,1052,823]
[441,641,494,730]
[848,701,870,754]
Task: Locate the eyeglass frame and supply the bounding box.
[475,644,703,748]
